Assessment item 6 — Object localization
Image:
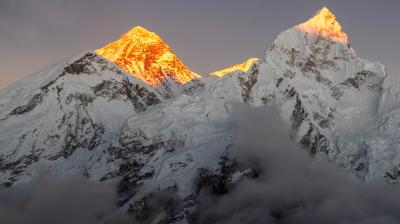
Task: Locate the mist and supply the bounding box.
[0,175,128,224]
[196,104,400,224]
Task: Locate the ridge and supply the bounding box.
[210,58,258,77]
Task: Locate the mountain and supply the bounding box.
[250,6,388,181]
[0,52,166,184]
[1,6,400,223]
[96,26,200,86]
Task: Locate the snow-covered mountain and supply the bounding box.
[251,7,388,181]
[249,7,400,184]
[0,52,166,184]
[1,6,400,223]
[96,26,201,86]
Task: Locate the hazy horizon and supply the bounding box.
[1,0,399,89]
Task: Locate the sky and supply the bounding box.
[1,0,399,89]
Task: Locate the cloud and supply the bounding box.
[196,104,400,224]
[0,175,128,224]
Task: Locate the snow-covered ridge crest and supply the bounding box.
[210,58,259,77]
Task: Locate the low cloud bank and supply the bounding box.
[197,104,400,224]
[0,175,123,224]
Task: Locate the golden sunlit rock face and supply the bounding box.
[96,26,200,86]
[210,58,258,77]
[297,7,348,43]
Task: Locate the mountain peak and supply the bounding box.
[129,26,150,33]
[96,26,199,86]
[297,6,348,43]
[319,6,334,16]
[123,26,159,40]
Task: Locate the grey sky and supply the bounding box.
[1,0,399,89]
